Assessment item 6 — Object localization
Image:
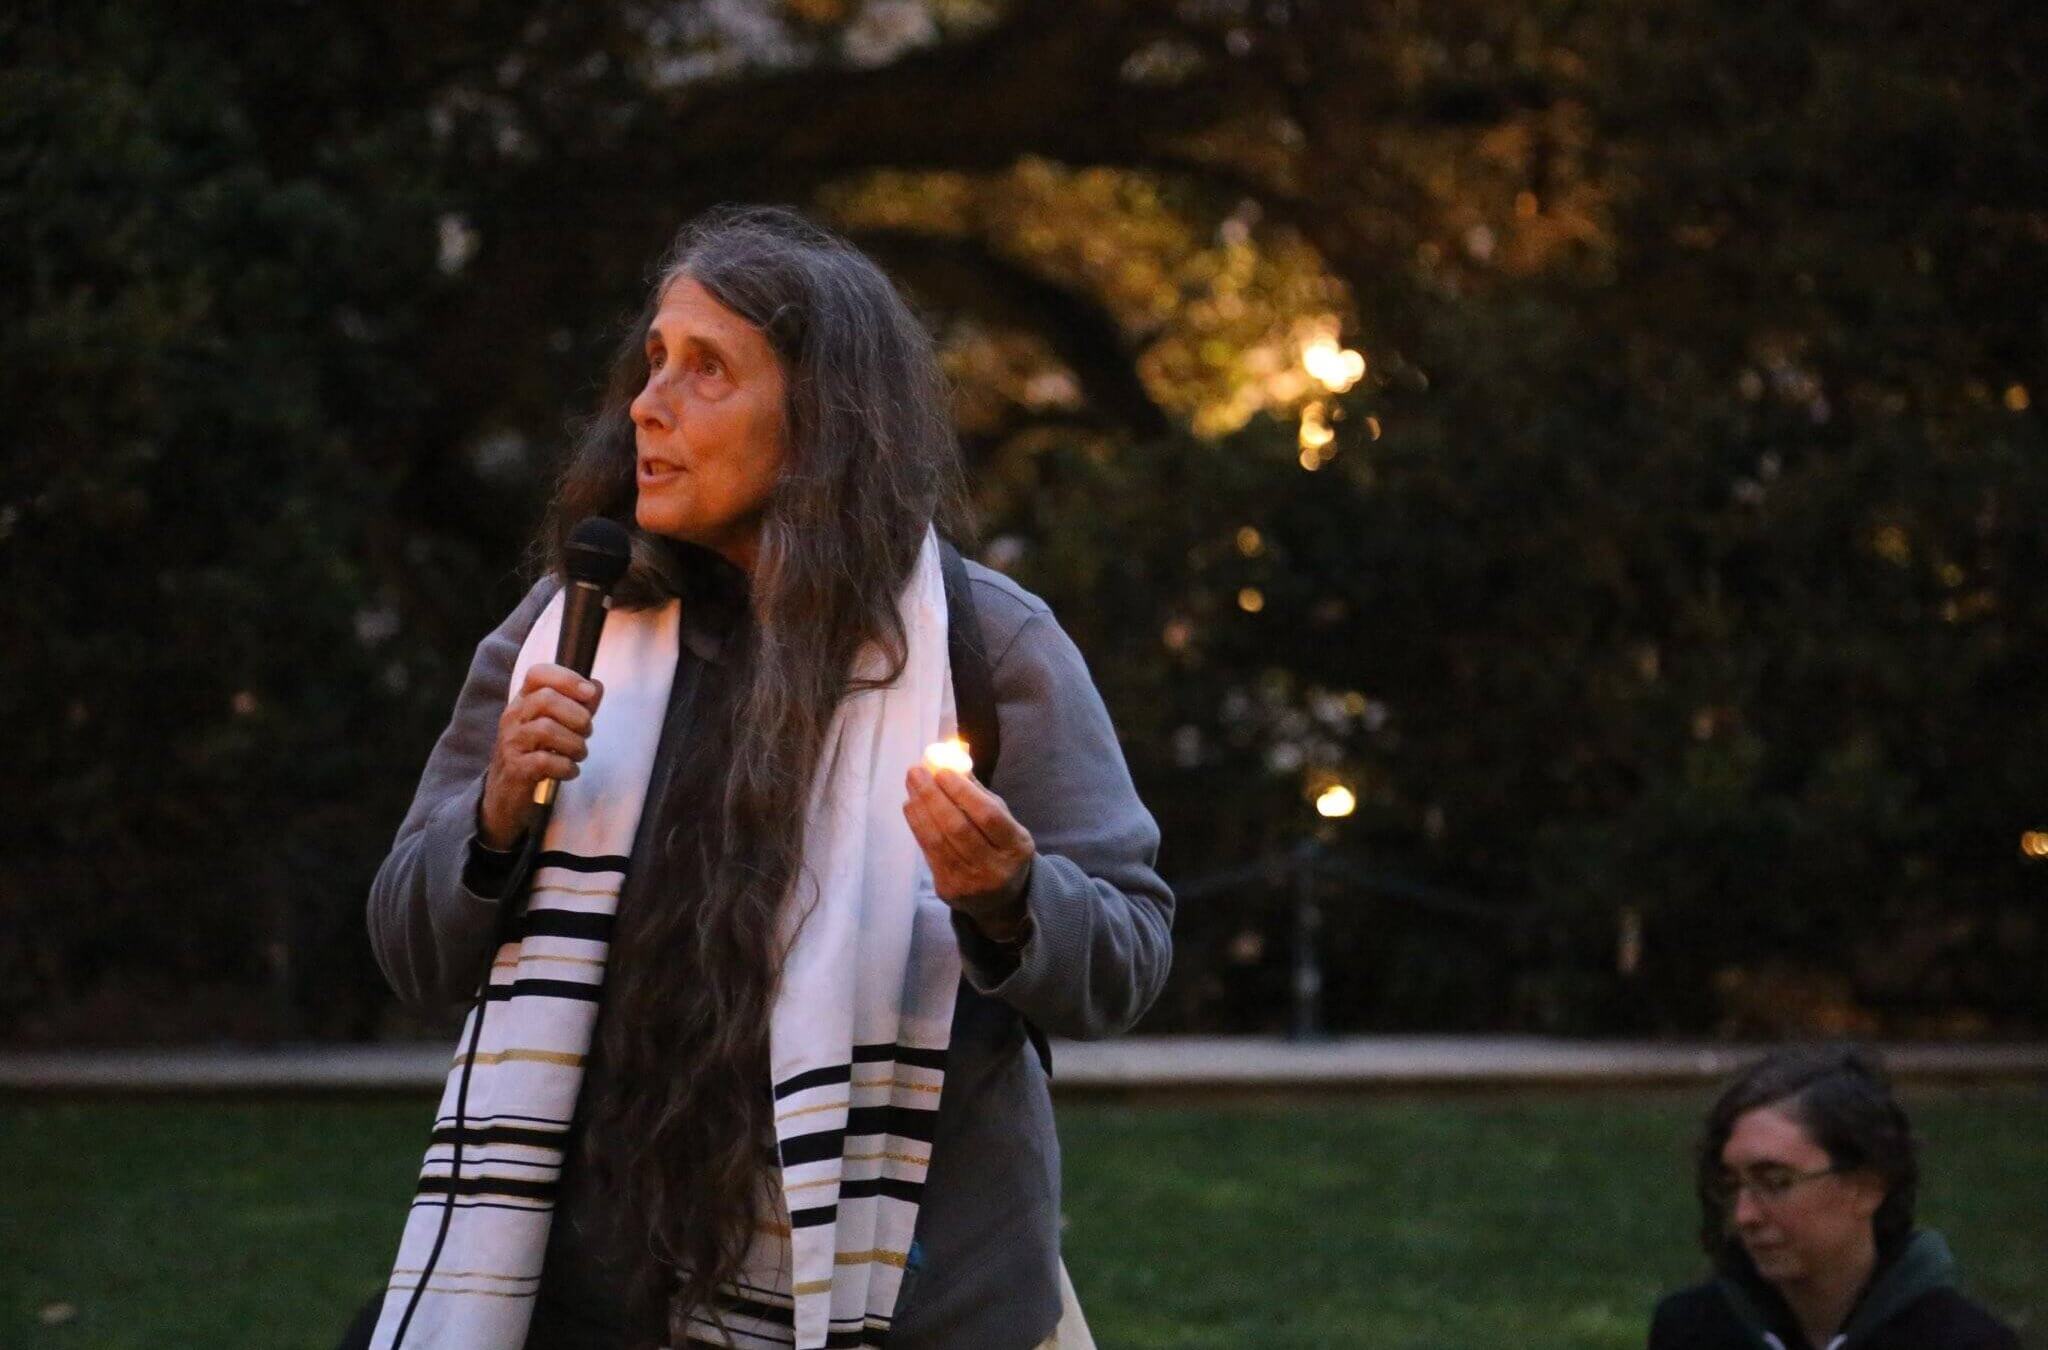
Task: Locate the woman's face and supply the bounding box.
[629,275,788,571]
[1718,1104,1885,1287]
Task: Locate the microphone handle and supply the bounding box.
[533,579,610,807]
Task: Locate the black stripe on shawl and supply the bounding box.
[851,1043,948,1071]
[686,1312,876,1350]
[685,1313,793,1348]
[836,1176,925,1205]
[533,851,631,874]
[414,1174,560,1202]
[773,1046,947,1102]
[789,1202,837,1228]
[720,1295,795,1326]
[515,909,615,942]
[482,977,602,1004]
[407,1196,550,1214]
[430,1122,570,1149]
[847,1103,937,1143]
[418,1151,564,1174]
[777,1102,938,1166]
[773,1063,852,1099]
[433,1110,572,1129]
[718,1285,889,1332]
[705,1292,893,1345]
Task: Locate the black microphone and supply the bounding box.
[533,517,633,807]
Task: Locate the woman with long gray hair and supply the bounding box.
[360,206,1172,1350]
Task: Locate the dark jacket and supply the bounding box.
[1649,1231,2021,1350]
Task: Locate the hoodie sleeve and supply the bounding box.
[365,578,557,1008]
[950,604,1174,1040]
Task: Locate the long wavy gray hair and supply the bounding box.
[541,204,971,1344]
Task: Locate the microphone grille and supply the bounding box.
[564,517,633,587]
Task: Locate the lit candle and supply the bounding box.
[924,737,974,777]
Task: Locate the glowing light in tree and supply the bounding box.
[1302,337,1366,393]
[1298,401,1335,469]
[1315,784,1357,818]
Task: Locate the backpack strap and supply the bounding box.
[938,539,1000,781]
[937,538,1051,1079]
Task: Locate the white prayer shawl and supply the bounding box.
[373,533,963,1350]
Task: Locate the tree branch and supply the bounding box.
[851,227,1173,440]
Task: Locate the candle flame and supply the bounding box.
[924,737,974,776]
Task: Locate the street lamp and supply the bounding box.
[1292,780,1356,1040]
[1316,784,1357,819]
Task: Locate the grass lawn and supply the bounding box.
[3,1087,2041,1348]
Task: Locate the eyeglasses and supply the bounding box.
[1708,1164,1840,1212]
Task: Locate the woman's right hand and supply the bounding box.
[478,664,604,850]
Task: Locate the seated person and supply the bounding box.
[1649,1046,2019,1350]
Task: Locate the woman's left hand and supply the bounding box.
[902,764,1036,944]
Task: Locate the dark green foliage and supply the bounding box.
[1,5,512,1040]
[3,0,2044,1039]
[986,1,2048,1034]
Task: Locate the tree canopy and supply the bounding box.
[5,0,2044,1042]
